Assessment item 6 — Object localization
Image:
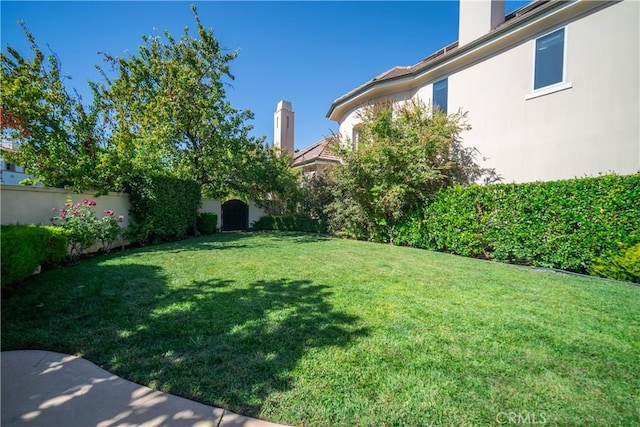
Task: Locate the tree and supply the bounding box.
[93,4,291,200]
[327,99,499,241]
[295,172,335,223]
[1,21,103,189]
[2,8,301,204]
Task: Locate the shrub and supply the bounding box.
[1,224,68,288]
[253,215,326,233]
[42,226,69,267]
[127,174,201,243]
[393,173,640,275]
[51,198,124,260]
[97,210,125,252]
[590,243,640,283]
[197,212,218,235]
[326,99,498,242]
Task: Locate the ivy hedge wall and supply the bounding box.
[127,174,202,244]
[392,173,639,278]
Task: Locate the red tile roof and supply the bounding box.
[291,137,342,168]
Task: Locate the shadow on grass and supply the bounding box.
[118,232,331,256]
[1,261,368,419]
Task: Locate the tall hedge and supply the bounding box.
[127,175,201,243]
[1,225,69,287]
[393,173,640,274]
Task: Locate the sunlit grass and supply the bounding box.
[2,232,639,426]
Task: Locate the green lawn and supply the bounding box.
[2,232,639,426]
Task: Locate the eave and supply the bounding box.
[326,0,608,122]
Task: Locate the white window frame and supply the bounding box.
[352,125,362,151]
[526,26,572,100]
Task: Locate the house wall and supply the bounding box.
[336,1,639,183]
[447,0,639,182]
[338,89,417,144]
[1,168,31,185]
[0,157,32,185]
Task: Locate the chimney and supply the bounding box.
[458,0,505,47]
[274,100,294,157]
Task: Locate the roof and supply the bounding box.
[327,0,556,119]
[1,138,19,153]
[0,146,17,154]
[291,137,342,168]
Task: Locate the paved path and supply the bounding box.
[1,350,289,427]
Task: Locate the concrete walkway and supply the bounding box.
[1,350,290,427]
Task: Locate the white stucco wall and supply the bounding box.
[0,185,263,232]
[447,0,639,182]
[0,185,131,227]
[1,169,31,185]
[200,199,222,229]
[338,89,418,144]
[0,156,33,185]
[459,0,505,47]
[335,1,639,183]
[248,201,267,229]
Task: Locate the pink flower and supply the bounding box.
[88,200,97,206]
[104,210,114,216]
[117,215,124,221]
[51,207,57,212]
[82,199,89,205]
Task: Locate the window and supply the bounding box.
[433,78,448,114]
[352,126,362,150]
[6,163,16,172]
[534,28,565,90]
[286,115,289,129]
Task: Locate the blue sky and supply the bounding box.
[1,1,530,151]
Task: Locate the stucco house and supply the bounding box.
[326,0,639,183]
[0,140,33,185]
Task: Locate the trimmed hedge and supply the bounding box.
[393,173,640,275]
[253,215,326,233]
[197,212,218,235]
[127,175,202,243]
[1,225,68,287]
[590,242,640,283]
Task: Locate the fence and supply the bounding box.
[0,184,266,231]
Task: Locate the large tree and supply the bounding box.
[327,99,499,241]
[94,4,293,200]
[2,8,297,202]
[1,21,103,189]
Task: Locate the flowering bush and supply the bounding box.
[98,210,125,253]
[51,199,124,261]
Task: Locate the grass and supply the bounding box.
[2,231,639,426]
